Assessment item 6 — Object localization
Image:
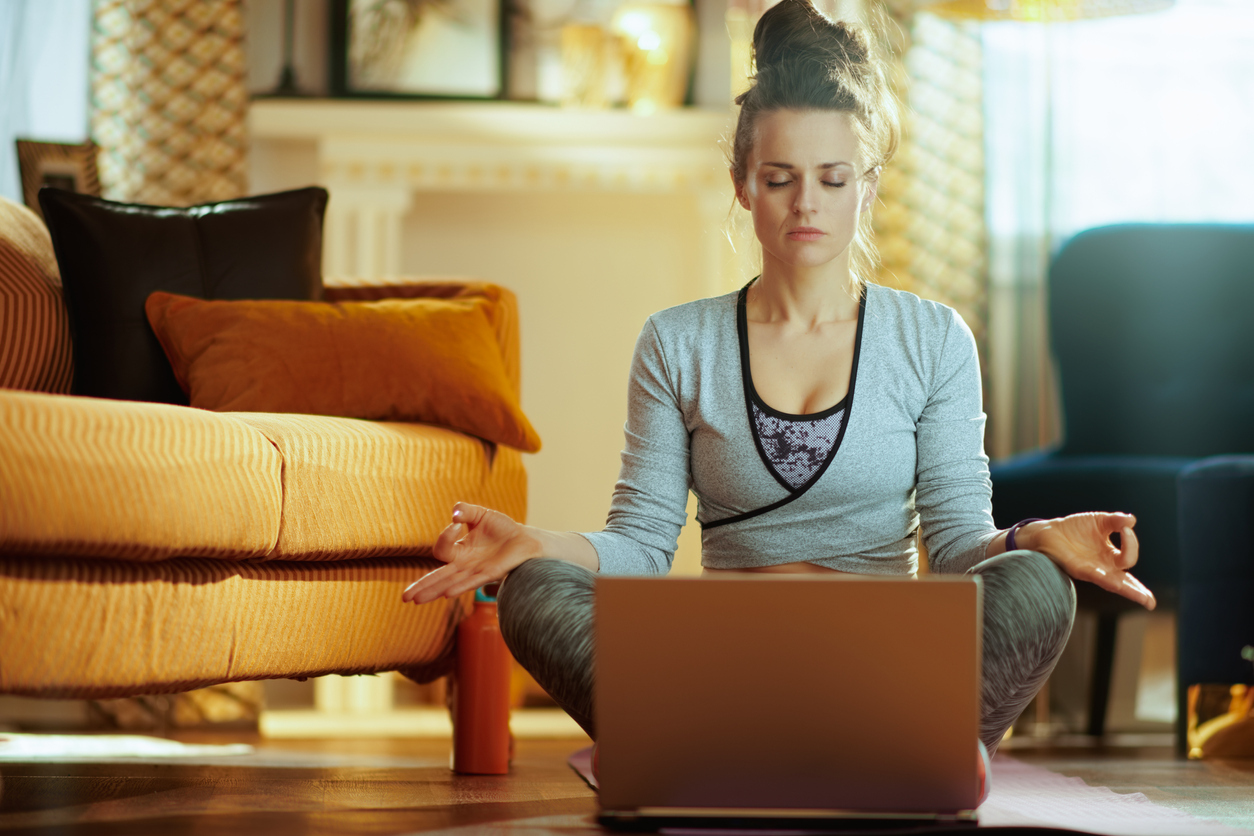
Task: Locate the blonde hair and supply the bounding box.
[730,0,900,287]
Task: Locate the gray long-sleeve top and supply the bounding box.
[580,282,1000,576]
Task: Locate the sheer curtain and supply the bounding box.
[982,0,1254,459]
[0,0,91,204]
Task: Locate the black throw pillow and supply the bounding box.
[39,186,329,404]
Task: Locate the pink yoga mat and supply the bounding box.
[567,746,1252,835]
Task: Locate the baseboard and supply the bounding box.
[258,707,585,739]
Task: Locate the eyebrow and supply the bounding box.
[762,162,853,170]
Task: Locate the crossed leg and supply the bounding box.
[496,550,1076,753]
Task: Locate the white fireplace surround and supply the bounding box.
[249,99,742,297]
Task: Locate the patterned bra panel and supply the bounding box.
[751,400,846,490]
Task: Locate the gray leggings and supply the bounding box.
[497,550,1075,756]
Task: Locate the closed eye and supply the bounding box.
[765,179,847,189]
[765,178,847,189]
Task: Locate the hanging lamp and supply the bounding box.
[924,0,1172,22]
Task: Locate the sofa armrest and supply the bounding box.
[323,279,521,397]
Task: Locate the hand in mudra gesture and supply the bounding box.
[1029,512,1156,610]
[402,503,532,606]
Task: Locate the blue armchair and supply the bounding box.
[989,223,1254,741]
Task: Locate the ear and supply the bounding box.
[731,169,751,210]
[861,167,881,213]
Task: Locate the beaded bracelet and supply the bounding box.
[1005,518,1046,553]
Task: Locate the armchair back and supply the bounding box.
[1050,223,1254,458]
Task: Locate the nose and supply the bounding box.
[793,178,819,215]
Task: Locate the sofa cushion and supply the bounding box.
[231,412,529,560]
[145,291,541,452]
[0,196,72,393]
[38,186,327,405]
[323,279,522,398]
[0,555,468,698]
[0,389,282,561]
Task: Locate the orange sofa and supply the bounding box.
[0,198,527,702]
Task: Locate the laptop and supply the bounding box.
[594,574,983,830]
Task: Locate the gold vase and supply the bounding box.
[611,2,695,114]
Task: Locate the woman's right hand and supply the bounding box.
[401,502,539,605]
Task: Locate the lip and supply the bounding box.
[787,227,825,241]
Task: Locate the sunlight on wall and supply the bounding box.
[397,191,706,551]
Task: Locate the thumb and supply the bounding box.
[433,522,468,563]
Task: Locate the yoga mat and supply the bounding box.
[566,746,1253,835]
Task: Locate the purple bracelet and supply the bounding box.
[1006,518,1046,552]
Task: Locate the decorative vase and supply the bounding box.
[610,0,694,114]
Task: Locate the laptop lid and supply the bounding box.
[594,574,983,820]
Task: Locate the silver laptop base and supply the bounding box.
[598,807,979,832]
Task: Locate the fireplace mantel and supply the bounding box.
[249,100,740,292]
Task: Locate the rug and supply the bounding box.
[565,746,1253,835]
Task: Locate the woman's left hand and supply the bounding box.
[1013,513,1156,610]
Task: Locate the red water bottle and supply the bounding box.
[453,586,512,774]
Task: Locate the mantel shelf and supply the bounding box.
[249,98,735,149]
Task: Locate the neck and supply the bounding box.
[750,252,861,326]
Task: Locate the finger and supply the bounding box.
[1119,569,1156,611]
[451,502,490,528]
[1097,512,1137,535]
[445,574,492,601]
[402,566,447,603]
[406,564,467,605]
[1123,571,1158,611]
[1088,565,1156,611]
[1116,525,1139,570]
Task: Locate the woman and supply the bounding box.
[403,0,1155,768]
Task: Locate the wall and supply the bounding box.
[401,190,709,572]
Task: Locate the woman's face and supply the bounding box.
[735,109,876,275]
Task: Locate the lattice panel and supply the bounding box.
[874,9,987,349]
[90,0,248,206]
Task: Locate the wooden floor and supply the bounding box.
[2,731,1254,835]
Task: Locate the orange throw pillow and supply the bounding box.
[145,291,541,452]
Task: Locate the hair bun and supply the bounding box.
[752,0,870,72]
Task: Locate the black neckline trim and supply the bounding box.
[703,279,866,530]
[751,392,848,423]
